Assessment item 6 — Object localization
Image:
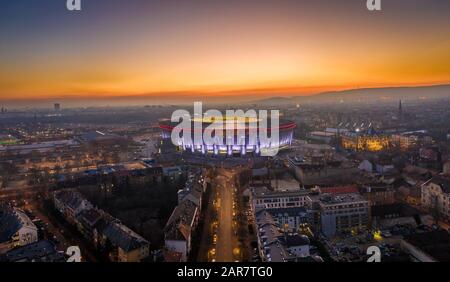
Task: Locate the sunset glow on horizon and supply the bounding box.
[1,0,449,102]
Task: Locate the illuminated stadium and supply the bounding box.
[159,117,296,156]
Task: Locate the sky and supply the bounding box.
[0,0,449,104]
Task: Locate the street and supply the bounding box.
[215,179,234,261]
[213,169,241,262]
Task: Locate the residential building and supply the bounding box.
[360,185,396,206]
[319,193,369,238]
[421,175,450,221]
[255,210,297,262]
[254,210,313,262]
[99,221,150,262]
[371,203,421,229]
[251,186,310,211]
[282,234,310,258]
[266,207,310,232]
[3,240,65,262]
[75,208,106,245]
[164,200,199,262]
[53,189,150,262]
[0,207,38,253]
[177,171,205,208]
[53,189,93,224]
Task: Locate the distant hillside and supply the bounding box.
[297,84,450,103]
[247,84,450,106]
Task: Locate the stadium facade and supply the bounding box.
[159,117,296,156]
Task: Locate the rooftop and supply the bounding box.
[0,207,37,243]
[255,210,299,262]
[266,207,308,217]
[164,200,198,241]
[102,221,149,252]
[252,186,308,199]
[76,208,103,227]
[427,175,450,194]
[5,240,65,262]
[283,234,310,247]
[54,189,89,211]
[319,193,366,205]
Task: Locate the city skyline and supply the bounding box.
[1,0,450,104]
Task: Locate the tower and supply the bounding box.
[398,100,403,116]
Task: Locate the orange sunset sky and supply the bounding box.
[0,0,449,103]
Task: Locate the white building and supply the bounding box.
[254,210,312,262]
[0,207,38,253]
[251,186,310,211]
[53,189,93,223]
[421,175,450,221]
